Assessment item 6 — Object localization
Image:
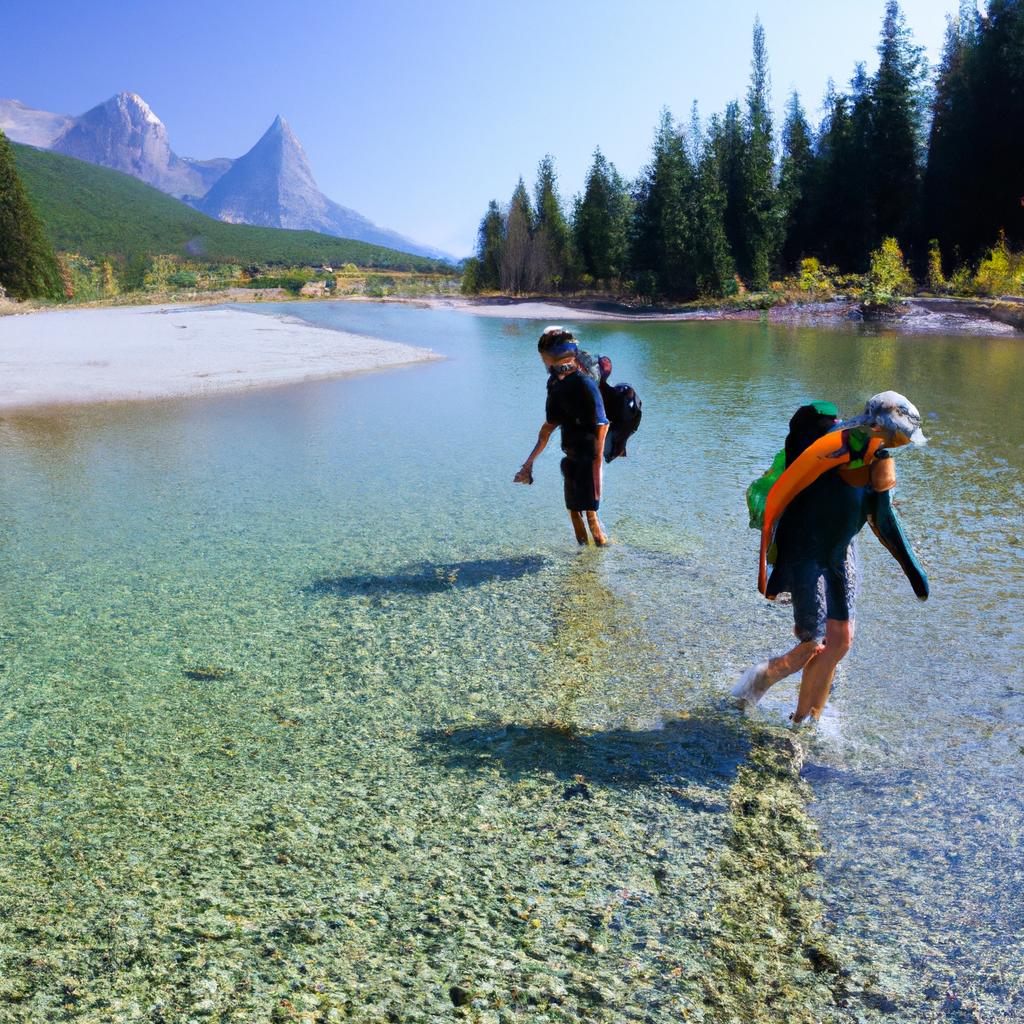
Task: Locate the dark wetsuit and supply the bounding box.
[545,369,608,511]
[767,468,868,641]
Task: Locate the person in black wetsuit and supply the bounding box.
[733,393,928,723]
[513,327,610,545]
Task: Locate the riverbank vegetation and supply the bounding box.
[48,253,459,308]
[463,0,1024,304]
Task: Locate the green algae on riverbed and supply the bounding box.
[0,534,840,1022]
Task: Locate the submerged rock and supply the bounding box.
[182,664,234,681]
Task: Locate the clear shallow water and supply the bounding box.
[0,302,1021,1022]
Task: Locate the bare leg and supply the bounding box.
[569,510,590,545]
[764,638,820,687]
[733,638,819,707]
[586,511,609,546]
[793,619,854,722]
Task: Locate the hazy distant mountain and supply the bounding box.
[0,92,451,261]
[0,99,73,148]
[195,116,449,260]
[50,92,230,199]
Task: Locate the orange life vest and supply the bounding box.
[758,429,887,596]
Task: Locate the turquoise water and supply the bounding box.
[0,302,1021,1021]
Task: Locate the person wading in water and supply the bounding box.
[514,327,610,546]
[734,392,930,723]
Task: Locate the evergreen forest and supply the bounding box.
[462,0,1024,301]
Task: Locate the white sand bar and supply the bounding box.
[0,305,440,411]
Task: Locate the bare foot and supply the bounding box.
[570,511,590,545]
[731,662,771,708]
[586,512,609,546]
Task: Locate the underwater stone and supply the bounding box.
[448,985,472,1007]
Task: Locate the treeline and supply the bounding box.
[463,0,1024,300]
[0,130,64,301]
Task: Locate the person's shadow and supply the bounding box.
[306,553,550,598]
[421,712,750,813]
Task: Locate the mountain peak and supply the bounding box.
[199,113,319,226]
[261,114,301,148]
[51,91,224,199]
[111,91,164,127]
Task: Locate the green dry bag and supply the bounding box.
[746,449,786,530]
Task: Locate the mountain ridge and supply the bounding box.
[0,93,451,261]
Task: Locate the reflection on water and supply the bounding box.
[0,302,1021,1020]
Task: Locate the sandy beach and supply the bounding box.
[0,305,441,411]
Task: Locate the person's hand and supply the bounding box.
[513,463,534,485]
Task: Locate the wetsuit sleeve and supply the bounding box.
[866,489,930,599]
[583,376,609,427]
[545,391,561,426]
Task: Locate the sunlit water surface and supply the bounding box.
[0,302,1020,1022]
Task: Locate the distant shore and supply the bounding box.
[0,305,440,412]
[425,294,1023,334]
[7,287,1019,336]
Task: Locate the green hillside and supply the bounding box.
[12,143,446,272]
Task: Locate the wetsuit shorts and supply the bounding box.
[560,455,599,512]
[779,543,858,642]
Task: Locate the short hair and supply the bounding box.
[537,325,577,354]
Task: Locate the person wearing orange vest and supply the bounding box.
[733,391,929,723]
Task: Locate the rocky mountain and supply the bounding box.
[50,92,230,199]
[195,116,448,259]
[0,99,73,148]
[0,92,450,260]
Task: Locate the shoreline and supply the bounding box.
[0,304,441,413]
[3,289,1021,336]
[428,294,1023,334]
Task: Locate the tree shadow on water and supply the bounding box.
[306,554,550,598]
[421,712,750,812]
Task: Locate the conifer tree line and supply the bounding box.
[463,0,1024,300]
[0,129,64,301]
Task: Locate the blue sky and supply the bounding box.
[5,0,968,256]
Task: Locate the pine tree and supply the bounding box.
[500,179,535,294]
[532,154,573,291]
[778,91,815,269]
[925,0,1024,263]
[694,115,737,295]
[923,4,981,265]
[468,199,504,292]
[573,149,630,284]
[810,74,875,272]
[741,17,780,287]
[869,0,928,253]
[631,109,696,297]
[976,0,1024,252]
[0,130,64,301]
[718,101,747,280]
